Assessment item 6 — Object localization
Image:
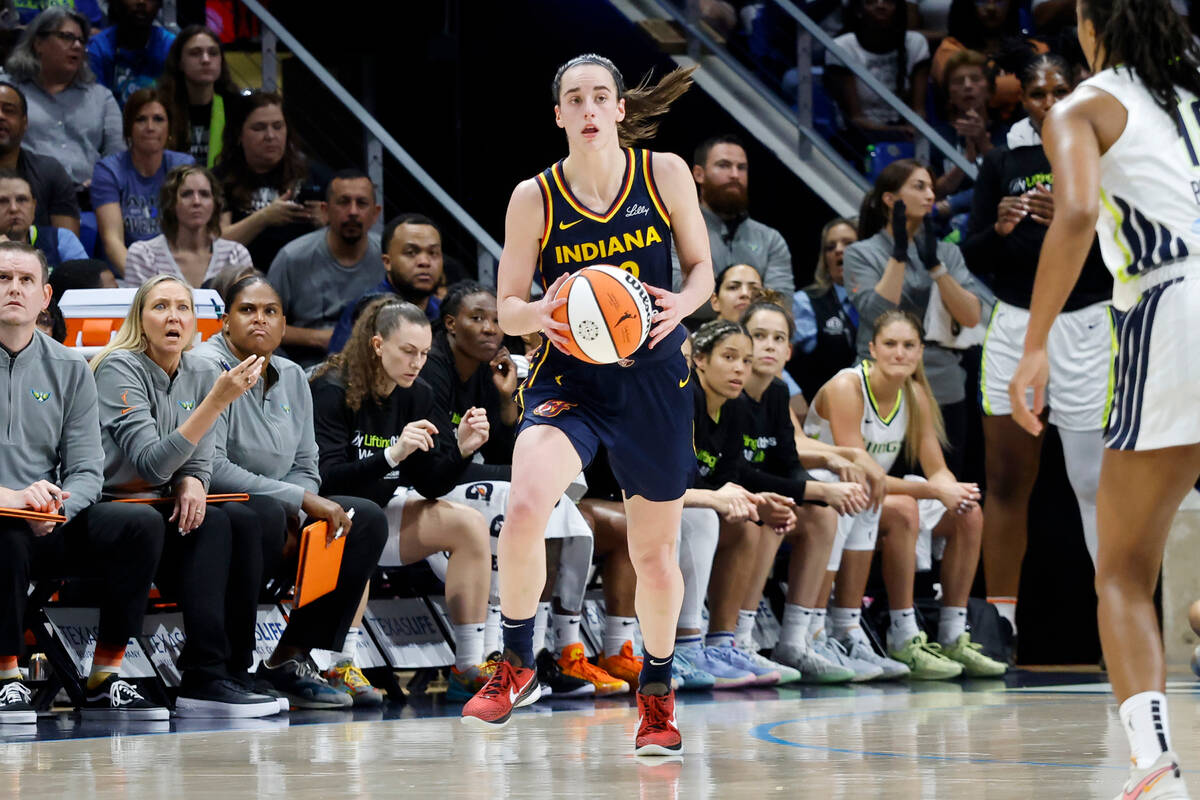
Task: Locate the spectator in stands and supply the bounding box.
[0,241,167,723]
[87,0,176,107]
[328,213,443,354]
[15,1,103,29]
[192,275,389,709]
[932,0,1048,123]
[0,170,87,267]
[216,90,328,271]
[708,263,762,323]
[824,0,931,146]
[123,165,251,288]
[907,0,954,39]
[48,256,118,298]
[842,158,985,477]
[158,26,239,168]
[931,49,1004,234]
[1030,0,1078,35]
[0,82,80,235]
[267,169,383,368]
[790,217,859,402]
[36,301,65,341]
[5,7,124,195]
[681,134,793,321]
[90,274,283,718]
[310,297,496,698]
[93,88,194,275]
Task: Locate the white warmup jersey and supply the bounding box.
[803,361,908,474]
[1082,67,1200,311]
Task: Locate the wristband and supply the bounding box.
[928,265,948,280]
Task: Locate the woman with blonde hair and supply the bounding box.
[91,274,287,717]
[123,165,253,288]
[789,217,859,401]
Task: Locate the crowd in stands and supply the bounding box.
[0,0,1117,721]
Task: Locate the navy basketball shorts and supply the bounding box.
[516,342,695,502]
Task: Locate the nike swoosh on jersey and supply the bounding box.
[558,219,583,230]
[678,373,690,389]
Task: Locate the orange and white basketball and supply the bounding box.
[551,265,653,364]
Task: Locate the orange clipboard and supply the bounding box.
[293,520,345,608]
[115,493,251,504]
[0,507,66,523]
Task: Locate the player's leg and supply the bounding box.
[674,508,742,689]
[730,512,803,684]
[1097,445,1200,777]
[931,503,1005,677]
[822,505,888,682]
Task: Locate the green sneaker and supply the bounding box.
[941,633,1008,677]
[888,632,963,680]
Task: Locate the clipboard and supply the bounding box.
[115,493,251,504]
[0,508,67,523]
[293,520,345,608]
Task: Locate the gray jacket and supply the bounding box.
[191,336,320,514]
[0,331,103,521]
[842,231,989,405]
[94,349,220,497]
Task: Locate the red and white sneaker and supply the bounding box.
[635,689,681,756]
[460,659,541,728]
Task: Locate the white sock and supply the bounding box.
[340,626,362,663]
[453,622,486,672]
[828,606,862,642]
[532,602,550,655]
[888,608,920,649]
[988,597,1018,635]
[677,633,703,650]
[705,631,735,648]
[938,606,968,646]
[1119,691,1172,768]
[735,609,757,650]
[483,604,501,656]
[605,615,638,658]
[779,604,812,651]
[551,611,581,654]
[809,608,828,642]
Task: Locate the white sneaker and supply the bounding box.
[773,641,855,684]
[741,650,801,684]
[1114,750,1190,799]
[814,634,884,682]
[837,635,911,680]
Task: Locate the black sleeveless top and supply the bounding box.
[787,287,857,400]
[535,147,683,363]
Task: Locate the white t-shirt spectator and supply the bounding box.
[826,31,931,126]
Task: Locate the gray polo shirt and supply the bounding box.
[15,78,124,187]
[94,349,219,497]
[0,331,103,521]
[266,228,385,367]
[842,230,989,406]
[672,205,795,320]
[191,335,320,514]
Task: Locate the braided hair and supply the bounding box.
[1079,0,1200,113]
[691,318,749,358]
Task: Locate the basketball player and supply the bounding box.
[460,55,714,757]
[1011,1,1200,796]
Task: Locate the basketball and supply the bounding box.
[551,265,653,364]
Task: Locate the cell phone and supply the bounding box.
[294,182,323,205]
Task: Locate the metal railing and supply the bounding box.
[237,0,503,284]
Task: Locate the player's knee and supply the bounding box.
[504,489,556,531]
[987,463,1037,503]
[632,549,678,591]
[885,497,920,536]
[450,505,490,557]
[808,506,838,545]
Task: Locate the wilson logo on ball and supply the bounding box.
[551,265,652,364]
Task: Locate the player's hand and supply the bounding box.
[825,452,864,486]
[170,476,207,534]
[534,272,572,353]
[457,407,490,457]
[809,481,871,516]
[852,451,888,511]
[931,480,981,515]
[387,419,438,463]
[1009,348,1049,436]
[9,480,69,513]
[489,347,518,397]
[994,196,1027,236]
[1023,184,1054,226]
[300,493,353,544]
[756,492,797,534]
[643,283,682,350]
[713,482,760,523]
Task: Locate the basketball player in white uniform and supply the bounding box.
[1010,1,1200,795]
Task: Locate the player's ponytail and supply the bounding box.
[1080,0,1200,113]
[870,309,947,466]
[312,295,429,412]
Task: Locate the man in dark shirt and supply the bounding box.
[0,82,81,236]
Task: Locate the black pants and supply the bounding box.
[939,399,968,479]
[277,496,387,653]
[0,502,164,656]
[153,495,286,686]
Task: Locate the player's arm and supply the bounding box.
[822,374,867,451]
[495,179,571,347]
[649,151,715,347]
[902,380,980,513]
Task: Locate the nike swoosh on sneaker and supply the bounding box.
[508,687,519,703]
[1123,764,1176,799]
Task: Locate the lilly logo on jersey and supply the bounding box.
[30,389,50,403]
[533,399,576,418]
[624,202,650,218]
[552,225,663,265]
[177,400,196,411]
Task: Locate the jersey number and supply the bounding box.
[1173,98,1200,168]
